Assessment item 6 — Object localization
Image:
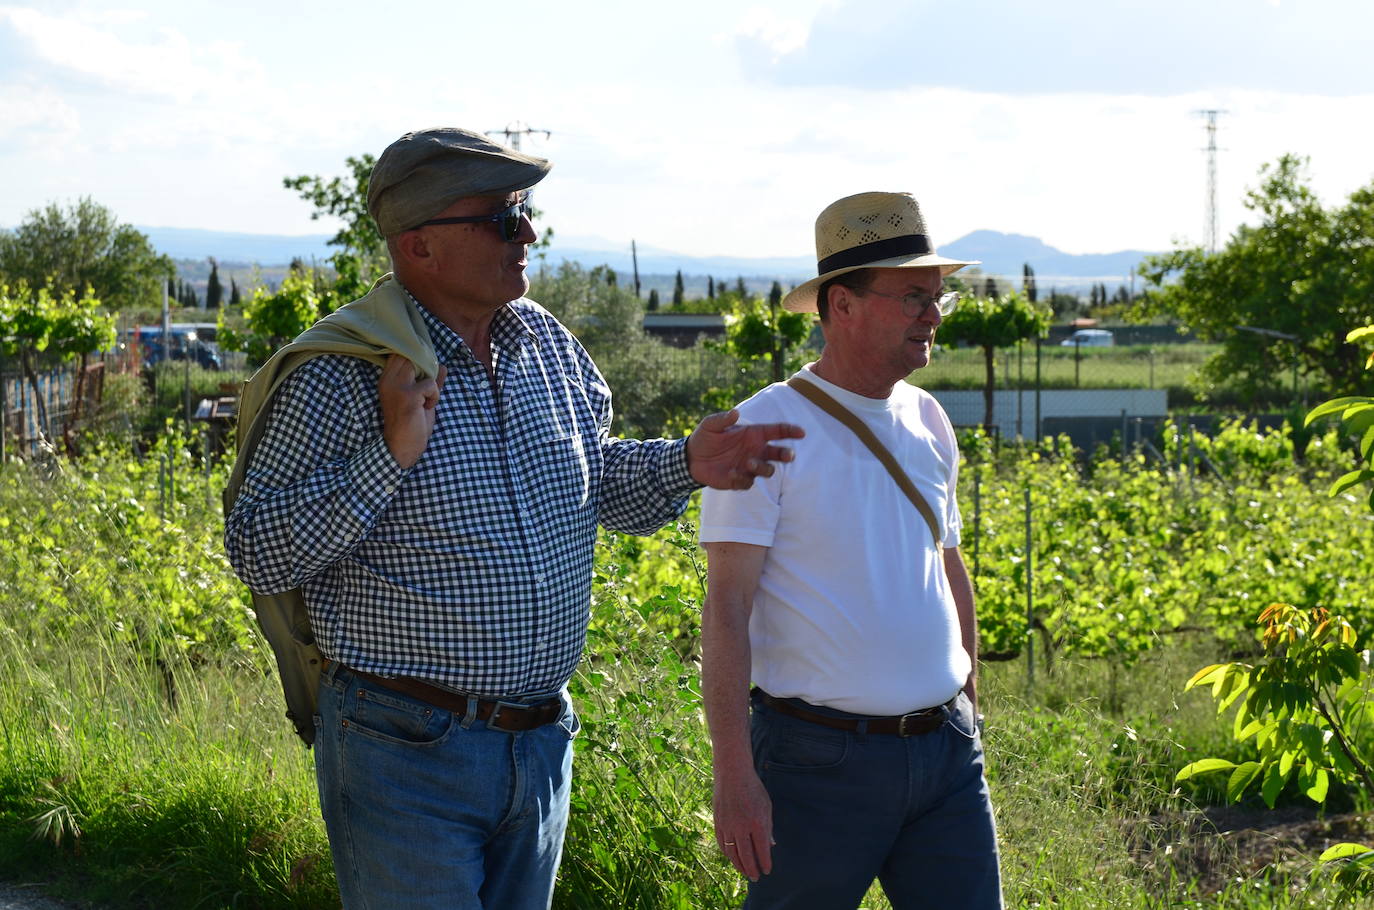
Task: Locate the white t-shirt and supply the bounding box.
[699,364,970,715]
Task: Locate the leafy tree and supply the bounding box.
[0,198,172,311]
[1176,328,1374,897]
[716,282,810,384]
[1136,154,1374,402]
[206,259,223,310]
[734,276,747,298]
[982,277,998,299]
[938,290,1051,429]
[283,155,387,301]
[219,265,330,366]
[0,282,115,443]
[672,270,684,307]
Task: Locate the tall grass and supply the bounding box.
[0,437,1369,908]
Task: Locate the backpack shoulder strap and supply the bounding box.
[787,376,943,550]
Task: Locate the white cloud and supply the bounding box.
[721,7,813,62]
[0,6,264,104]
[0,83,79,145]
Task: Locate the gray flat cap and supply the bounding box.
[367,127,552,236]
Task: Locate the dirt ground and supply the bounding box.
[1131,803,1373,895]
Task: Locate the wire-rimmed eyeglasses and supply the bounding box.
[858,287,961,319]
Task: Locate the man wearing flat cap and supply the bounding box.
[699,192,1003,908]
[224,127,802,909]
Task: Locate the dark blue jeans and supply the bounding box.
[745,691,1002,909]
[313,663,578,910]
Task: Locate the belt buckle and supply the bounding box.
[486,700,530,732]
[897,707,938,737]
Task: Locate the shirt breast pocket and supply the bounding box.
[532,432,595,511]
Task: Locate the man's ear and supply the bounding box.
[827,284,855,322]
[391,230,432,270]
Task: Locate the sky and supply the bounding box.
[2,0,1373,262]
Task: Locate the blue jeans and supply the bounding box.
[744,691,1002,910]
[313,663,578,910]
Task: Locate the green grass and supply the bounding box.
[916,342,1218,393]
[1,436,1371,908]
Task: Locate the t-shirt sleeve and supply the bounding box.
[927,393,963,550]
[698,397,785,547]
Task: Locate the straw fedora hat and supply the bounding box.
[781,192,978,313]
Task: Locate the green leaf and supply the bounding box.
[1227,761,1263,802]
[1298,724,1326,763]
[1319,842,1374,863]
[1279,749,1297,777]
[1185,663,1227,691]
[1329,468,1374,497]
[1305,767,1330,803]
[1176,758,1237,782]
[1347,326,1374,344]
[1306,397,1366,426]
[1261,761,1288,808]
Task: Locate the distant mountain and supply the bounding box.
[537,237,814,282]
[140,225,1161,295]
[942,230,1158,289]
[138,226,334,264]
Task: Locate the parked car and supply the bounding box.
[121,325,224,370]
[1061,329,1114,348]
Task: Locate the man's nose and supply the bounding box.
[515,213,538,245]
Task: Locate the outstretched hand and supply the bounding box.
[686,410,804,490]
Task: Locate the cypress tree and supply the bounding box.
[229,278,242,308]
[673,270,685,307]
[708,276,715,300]
[206,258,223,309]
[1022,263,1037,303]
[647,288,660,311]
[735,276,747,298]
[983,277,998,299]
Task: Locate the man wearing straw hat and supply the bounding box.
[699,191,1002,908]
[225,127,803,910]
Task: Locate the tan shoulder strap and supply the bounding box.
[787,376,943,550]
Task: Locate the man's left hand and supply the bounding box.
[687,410,804,490]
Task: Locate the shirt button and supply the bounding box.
[534,572,546,584]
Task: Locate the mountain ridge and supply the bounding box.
[138,225,1162,291]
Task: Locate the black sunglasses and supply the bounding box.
[412,194,533,242]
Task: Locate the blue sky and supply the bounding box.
[1,0,1372,261]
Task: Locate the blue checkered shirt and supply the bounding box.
[225,295,697,697]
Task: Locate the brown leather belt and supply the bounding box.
[755,688,956,737]
[326,660,563,732]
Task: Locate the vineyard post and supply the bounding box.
[1034,338,1042,440]
[1187,421,1197,500]
[1024,484,1034,690]
[1017,341,1024,441]
[183,355,192,430]
[203,431,211,508]
[972,467,981,582]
